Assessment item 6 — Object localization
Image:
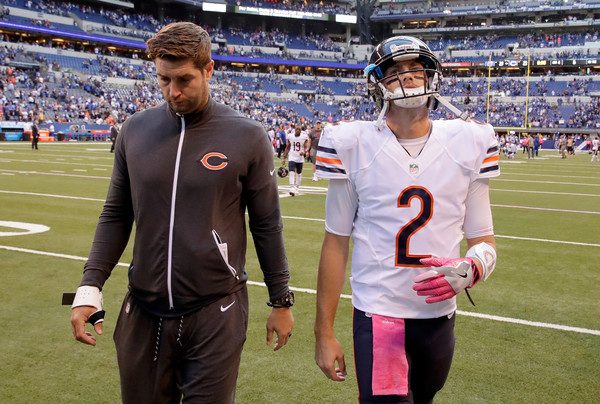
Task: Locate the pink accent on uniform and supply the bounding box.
[371,314,409,396]
[413,257,476,303]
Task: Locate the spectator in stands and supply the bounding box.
[69,22,293,404]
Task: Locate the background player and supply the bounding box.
[284,125,311,196]
[591,136,599,162]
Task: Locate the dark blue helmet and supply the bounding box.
[277,166,289,178]
[364,36,442,110]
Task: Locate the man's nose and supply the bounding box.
[169,83,181,98]
[401,72,415,84]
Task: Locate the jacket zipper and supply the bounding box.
[167,116,186,310]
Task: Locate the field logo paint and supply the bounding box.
[0,221,50,237]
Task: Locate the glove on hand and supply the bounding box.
[412,257,479,304]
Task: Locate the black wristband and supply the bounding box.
[88,310,106,325]
[267,291,294,308]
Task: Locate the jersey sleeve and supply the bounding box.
[325,179,358,236]
[463,178,494,239]
[315,125,349,180]
[475,124,500,179]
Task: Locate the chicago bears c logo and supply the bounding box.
[200,152,228,170]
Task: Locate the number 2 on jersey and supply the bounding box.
[395,186,433,267]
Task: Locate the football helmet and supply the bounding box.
[277,166,289,178]
[365,36,442,111]
[365,36,468,128]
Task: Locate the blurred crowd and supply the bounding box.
[376,0,597,15]
[227,0,351,14]
[0,0,598,131]
[1,56,598,131]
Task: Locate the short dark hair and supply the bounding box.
[146,22,212,69]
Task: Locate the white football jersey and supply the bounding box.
[592,139,599,151]
[316,119,500,319]
[288,132,310,163]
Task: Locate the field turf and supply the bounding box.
[1,141,599,403]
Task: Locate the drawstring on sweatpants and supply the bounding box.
[176,316,184,347]
[153,317,163,362]
[152,316,184,361]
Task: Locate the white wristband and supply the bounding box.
[465,242,497,281]
[71,286,103,311]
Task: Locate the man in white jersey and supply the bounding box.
[591,136,599,162]
[284,126,311,196]
[314,36,499,403]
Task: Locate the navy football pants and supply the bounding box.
[353,308,456,404]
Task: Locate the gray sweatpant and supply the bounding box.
[113,288,249,404]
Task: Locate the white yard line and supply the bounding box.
[498,171,600,180]
[3,151,113,160]
[0,244,598,336]
[4,168,598,193]
[2,189,600,245]
[0,170,110,180]
[494,235,600,247]
[492,188,600,198]
[491,204,600,215]
[282,214,600,247]
[494,178,600,187]
[0,158,112,167]
[0,190,104,202]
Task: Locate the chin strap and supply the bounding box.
[432,93,470,121]
[377,92,469,130]
[375,100,389,131]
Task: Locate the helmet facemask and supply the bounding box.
[374,66,441,110]
[365,36,453,128]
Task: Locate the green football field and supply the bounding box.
[1,141,599,403]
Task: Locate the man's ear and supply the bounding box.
[204,60,215,79]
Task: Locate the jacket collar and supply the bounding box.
[167,97,214,127]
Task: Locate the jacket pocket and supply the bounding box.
[212,229,239,279]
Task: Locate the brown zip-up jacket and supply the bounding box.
[80,99,290,317]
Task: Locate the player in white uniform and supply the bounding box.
[314,36,499,403]
[591,136,599,162]
[284,126,310,196]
